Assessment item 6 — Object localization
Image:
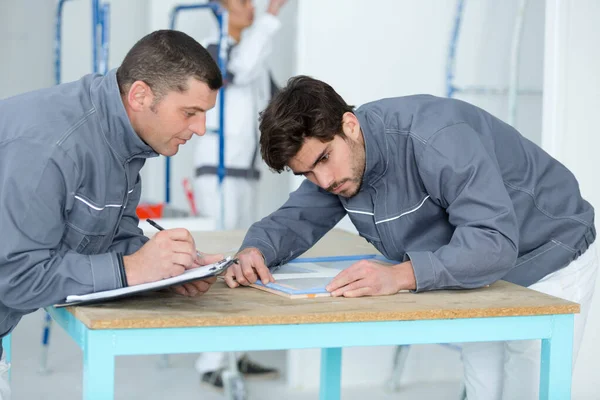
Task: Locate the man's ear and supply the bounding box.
[126,80,154,112]
[341,112,360,140]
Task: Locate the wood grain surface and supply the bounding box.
[68,229,579,329]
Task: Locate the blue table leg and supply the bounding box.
[83,331,115,400]
[540,314,574,400]
[320,347,342,400]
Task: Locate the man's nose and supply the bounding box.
[190,114,206,136]
[315,170,334,190]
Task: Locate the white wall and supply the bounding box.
[288,0,546,389]
[0,0,148,92]
[60,0,149,83]
[291,0,544,193]
[542,1,600,398]
[0,0,149,97]
[0,0,55,99]
[295,0,544,144]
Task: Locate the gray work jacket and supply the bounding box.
[0,69,157,336]
[241,95,595,292]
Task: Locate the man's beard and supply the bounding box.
[326,138,365,198]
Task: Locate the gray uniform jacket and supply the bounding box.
[241,95,595,292]
[0,69,157,336]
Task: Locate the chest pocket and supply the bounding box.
[62,196,122,255]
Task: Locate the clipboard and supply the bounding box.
[55,257,236,308]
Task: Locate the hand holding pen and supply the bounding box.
[121,219,216,288]
[146,219,204,261]
[146,219,238,266]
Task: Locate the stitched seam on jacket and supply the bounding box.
[250,237,278,259]
[367,109,390,183]
[503,181,591,227]
[407,130,427,145]
[418,121,468,145]
[551,239,576,253]
[389,128,427,146]
[90,255,97,292]
[515,243,558,267]
[427,252,437,287]
[56,108,95,146]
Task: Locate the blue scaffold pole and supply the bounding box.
[167,3,228,230]
[54,0,70,85]
[92,0,99,73]
[91,0,109,74]
[39,0,73,374]
[215,6,228,229]
[445,0,465,98]
[40,0,110,375]
[99,2,110,75]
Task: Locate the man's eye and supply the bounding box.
[320,153,330,163]
[185,111,196,117]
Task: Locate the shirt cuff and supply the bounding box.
[404,251,436,292]
[89,252,123,292]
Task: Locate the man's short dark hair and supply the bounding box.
[117,30,222,100]
[259,76,354,173]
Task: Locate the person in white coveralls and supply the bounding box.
[193,0,287,390]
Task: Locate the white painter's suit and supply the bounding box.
[194,13,281,377]
[194,14,281,230]
[0,350,10,400]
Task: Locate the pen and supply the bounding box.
[146,218,203,260]
[146,218,166,232]
[146,219,239,265]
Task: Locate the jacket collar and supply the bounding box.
[89,69,158,162]
[356,108,388,188]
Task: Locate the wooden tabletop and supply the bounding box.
[68,229,580,329]
[188,229,380,258]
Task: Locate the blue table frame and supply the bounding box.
[33,306,573,400]
[3,244,577,400]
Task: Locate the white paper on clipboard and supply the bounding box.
[55,257,234,307]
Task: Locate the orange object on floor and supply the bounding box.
[136,203,164,219]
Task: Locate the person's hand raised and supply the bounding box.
[267,0,287,16]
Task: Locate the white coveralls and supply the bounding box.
[194,14,281,230]
[194,14,281,376]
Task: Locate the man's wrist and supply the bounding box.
[393,261,416,291]
[238,247,266,262]
[251,247,266,262]
[122,254,138,286]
